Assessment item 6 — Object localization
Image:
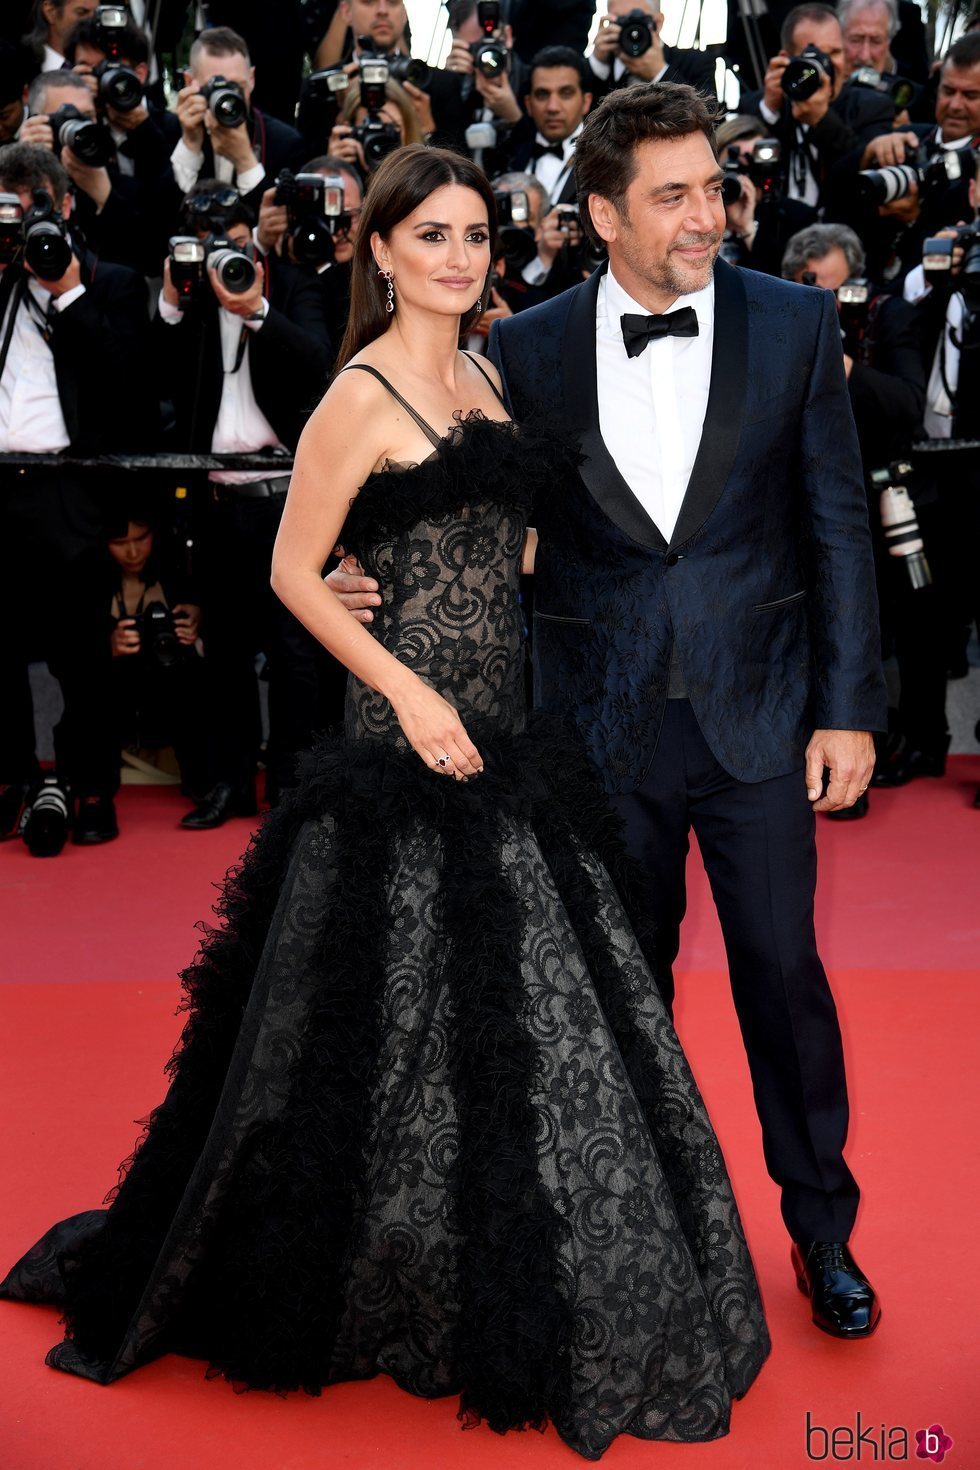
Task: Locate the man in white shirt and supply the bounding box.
[588,0,716,101]
[515,46,593,209]
[27,0,98,72]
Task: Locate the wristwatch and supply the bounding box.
[244,299,268,322]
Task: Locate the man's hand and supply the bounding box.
[62,146,112,209]
[791,69,832,127]
[725,175,758,240]
[805,729,875,812]
[106,100,150,132]
[860,129,919,168]
[763,51,790,114]
[208,251,264,317]
[19,113,55,150]
[444,37,475,75]
[111,618,140,656]
[537,206,580,267]
[474,67,521,121]
[173,603,201,644]
[592,15,623,65]
[70,62,100,99]
[176,78,206,151]
[328,123,368,175]
[30,249,82,299]
[325,556,381,624]
[620,18,666,80]
[207,109,258,173]
[877,176,920,223]
[470,285,512,337]
[161,255,179,309]
[256,185,288,254]
[402,80,436,135]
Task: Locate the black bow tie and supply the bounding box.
[620,305,699,358]
[531,139,565,162]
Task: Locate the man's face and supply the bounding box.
[797,245,850,290]
[324,167,363,263]
[41,80,98,119]
[343,0,408,52]
[526,66,591,141]
[590,131,725,300]
[44,0,98,54]
[936,61,980,141]
[841,2,892,76]
[0,93,26,144]
[190,50,254,108]
[73,39,149,82]
[789,16,846,97]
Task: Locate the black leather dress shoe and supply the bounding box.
[181,782,258,830]
[792,1241,881,1338]
[73,795,119,845]
[825,792,869,821]
[22,777,70,858]
[0,783,30,840]
[871,749,946,787]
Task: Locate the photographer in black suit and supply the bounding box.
[0,142,152,854]
[509,46,593,206]
[156,182,331,828]
[422,1,527,170]
[587,0,716,100]
[165,27,305,227]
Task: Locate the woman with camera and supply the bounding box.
[1,144,767,1457]
[328,71,422,174]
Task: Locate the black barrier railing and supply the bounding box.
[0,451,296,471]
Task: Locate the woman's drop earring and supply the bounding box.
[382,269,395,313]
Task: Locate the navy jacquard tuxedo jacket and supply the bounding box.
[489,259,887,794]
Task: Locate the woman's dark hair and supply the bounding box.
[336,144,497,372]
[574,81,720,248]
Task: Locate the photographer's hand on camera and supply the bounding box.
[256,186,289,256]
[206,106,259,176]
[19,113,56,151]
[207,250,265,318]
[111,619,140,657]
[536,206,581,268]
[474,66,521,123]
[762,52,790,114]
[791,68,833,127]
[176,78,207,153]
[860,130,921,169]
[28,246,83,301]
[172,604,201,644]
[444,37,476,76]
[401,80,437,137]
[726,175,759,245]
[328,123,368,176]
[61,146,111,211]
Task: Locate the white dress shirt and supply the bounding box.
[169,137,265,198]
[588,55,669,87]
[595,268,714,541]
[158,292,283,481]
[758,99,820,206]
[42,44,65,72]
[903,263,962,441]
[529,119,584,205]
[0,274,86,452]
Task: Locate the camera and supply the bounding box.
[133,601,184,669]
[168,234,207,306]
[385,54,431,87]
[46,103,113,166]
[721,138,783,205]
[351,60,402,168]
[494,187,537,270]
[618,8,657,58]
[922,224,980,307]
[553,202,607,274]
[555,202,581,234]
[858,144,962,209]
[471,39,508,77]
[168,233,257,306]
[274,170,349,267]
[870,461,931,589]
[23,188,73,281]
[835,276,872,355]
[848,66,918,113]
[782,44,835,101]
[93,58,143,113]
[0,193,22,265]
[200,75,247,129]
[207,235,257,293]
[91,5,129,58]
[477,1,501,32]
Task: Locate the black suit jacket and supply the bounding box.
[489,260,886,791]
[507,137,579,204]
[587,45,717,102]
[159,108,306,226]
[740,82,895,197]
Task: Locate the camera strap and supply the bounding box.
[0,270,26,389]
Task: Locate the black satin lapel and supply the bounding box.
[562,265,669,552]
[669,257,748,550]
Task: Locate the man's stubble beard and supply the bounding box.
[617,214,722,299]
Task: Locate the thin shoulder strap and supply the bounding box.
[462,350,508,408]
[339,364,443,449]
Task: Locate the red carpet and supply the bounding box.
[2,761,978,1469]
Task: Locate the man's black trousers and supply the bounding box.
[610,699,860,1247]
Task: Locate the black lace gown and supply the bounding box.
[1,406,770,1461]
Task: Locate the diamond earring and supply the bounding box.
[381,268,395,313]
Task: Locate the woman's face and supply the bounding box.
[108,521,153,576]
[354,102,406,142]
[373,183,491,321]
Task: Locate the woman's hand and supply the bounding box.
[111,618,140,657]
[390,678,484,780]
[173,603,201,643]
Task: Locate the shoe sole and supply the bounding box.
[795,1273,882,1338]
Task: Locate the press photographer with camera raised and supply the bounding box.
[329,65,422,177]
[0,141,152,855]
[422,1,525,168]
[167,27,305,227]
[24,0,98,72]
[156,180,331,829]
[782,222,939,812]
[588,0,716,100]
[742,2,895,209]
[717,113,817,275]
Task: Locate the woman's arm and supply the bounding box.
[521,528,537,576]
[272,375,483,778]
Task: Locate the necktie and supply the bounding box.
[620,305,699,358]
[531,139,565,162]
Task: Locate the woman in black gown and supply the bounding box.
[1,145,769,1460]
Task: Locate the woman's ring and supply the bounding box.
[437,753,452,769]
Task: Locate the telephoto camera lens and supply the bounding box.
[200,75,247,128]
[207,242,257,293]
[22,190,72,281]
[781,45,834,101]
[49,104,113,166]
[470,41,507,77]
[857,162,920,205]
[95,60,143,113]
[618,8,654,56]
[137,602,182,669]
[872,463,932,590]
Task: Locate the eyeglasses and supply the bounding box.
[184,188,240,213]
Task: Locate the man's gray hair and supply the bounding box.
[28,69,91,115]
[492,171,547,215]
[837,0,899,39]
[781,222,866,280]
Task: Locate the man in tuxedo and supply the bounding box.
[0,141,152,851]
[587,0,716,100]
[509,46,593,207]
[489,83,886,1339]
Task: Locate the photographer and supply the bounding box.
[741,2,896,208]
[329,70,422,177]
[255,154,363,358]
[425,1,526,169]
[155,182,331,828]
[24,0,97,71]
[717,114,817,276]
[166,27,305,226]
[315,0,409,70]
[782,222,944,808]
[105,504,208,803]
[0,142,152,854]
[588,0,717,100]
[839,0,931,112]
[509,47,593,207]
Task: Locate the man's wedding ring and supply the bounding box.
[437,753,452,769]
